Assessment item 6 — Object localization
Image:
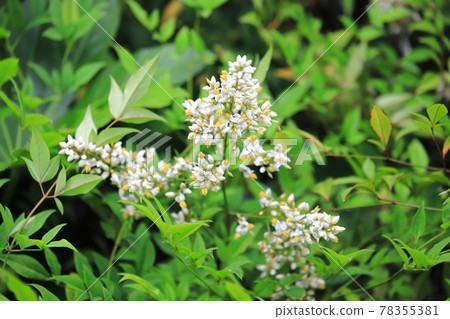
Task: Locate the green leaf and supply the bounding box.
[9,209,55,237]
[30,284,60,301]
[30,127,50,182]
[225,281,252,301]
[0,204,13,234]
[443,136,450,160]
[23,113,51,128]
[427,237,450,260]
[408,139,429,173]
[119,108,166,124]
[108,76,124,119]
[7,0,26,33]
[362,158,375,180]
[370,105,392,151]
[0,178,9,189]
[190,29,206,54]
[383,235,410,266]
[426,104,448,126]
[319,246,350,269]
[51,275,85,291]
[82,264,103,299]
[254,45,273,84]
[119,273,160,299]
[1,254,49,280]
[74,62,105,88]
[175,26,190,53]
[122,55,160,111]
[0,57,19,87]
[46,239,77,251]
[0,269,38,301]
[403,247,428,269]
[54,197,64,215]
[59,174,103,196]
[75,105,97,143]
[164,221,209,244]
[126,1,158,31]
[124,201,166,233]
[158,18,176,42]
[411,202,426,241]
[44,248,61,275]
[41,156,60,183]
[411,119,432,136]
[22,157,39,182]
[416,73,441,95]
[285,286,306,299]
[42,224,67,244]
[95,127,139,146]
[55,167,66,196]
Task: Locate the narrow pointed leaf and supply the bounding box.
[370,105,392,150]
[59,174,103,196]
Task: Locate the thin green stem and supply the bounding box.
[324,152,450,173]
[2,162,73,269]
[106,219,129,279]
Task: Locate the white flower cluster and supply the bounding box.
[252,189,345,300]
[183,55,291,194]
[59,135,193,218]
[233,214,254,239]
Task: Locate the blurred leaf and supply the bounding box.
[30,127,50,182]
[443,136,450,160]
[119,273,160,299]
[403,246,428,269]
[426,104,447,126]
[254,45,272,84]
[119,108,166,124]
[108,76,124,118]
[59,174,103,196]
[42,224,67,244]
[285,286,305,299]
[74,62,105,88]
[411,119,432,136]
[362,159,375,181]
[416,73,441,95]
[23,114,51,128]
[1,254,49,280]
[44,248,61,276]
[370,105,392,151]
[427,237,450,260]
[0,269,38,301]
[30,284,60,301]
[407,139,429,173]
[7,0,26,33]
[55,167,66,196]
[0,58,19,87]
[411,202,426,242]
[41,156,60,183]
[383,235,410,266]
[164,221,209,244]
[9,209,55,237]
[225,281,252,301]
[122,55,160,111]
[175,26,190,53]
[75,105,97,143]
[127,1,159,31]
[95,128,139,146]
[46,239,77,251]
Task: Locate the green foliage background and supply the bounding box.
[0,0,449,301]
